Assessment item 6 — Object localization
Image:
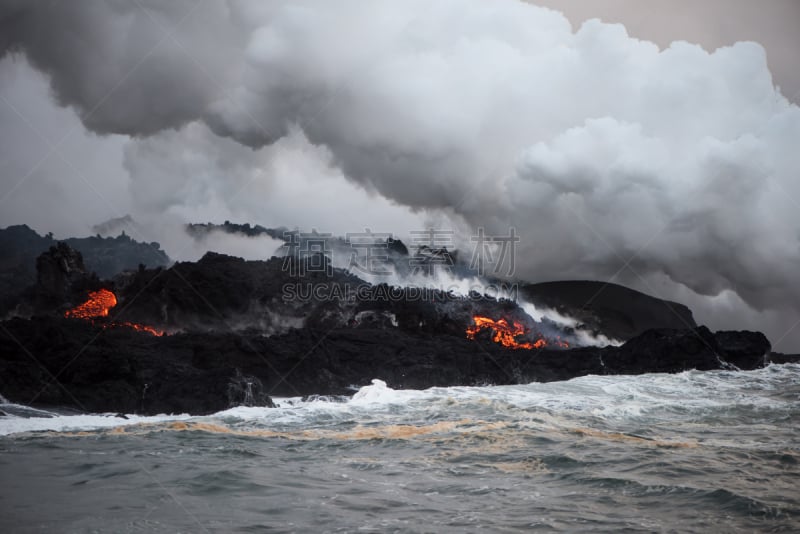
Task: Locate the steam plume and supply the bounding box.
[1,0,799,348]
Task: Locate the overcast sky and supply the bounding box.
[531,0,800,104]
[0,0,798,351]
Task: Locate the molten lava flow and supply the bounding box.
[117,321,165,337]
[466,315,570,350]
[466,316,535,350]
[64,289,117,319]
[64,289,164,336]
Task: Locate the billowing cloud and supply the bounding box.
[123,122,427,254]
[1,0,799,349]
[215,1,800,315]
[530,0,800,105]
[0,0,243,135]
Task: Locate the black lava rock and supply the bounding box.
[0,316,774,416]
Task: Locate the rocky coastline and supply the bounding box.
[1,234,797,416]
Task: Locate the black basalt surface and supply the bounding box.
[0,316,773,415]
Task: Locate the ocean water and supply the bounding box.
[1,365,798,533]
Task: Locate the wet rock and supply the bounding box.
[768,352,800,365]
[227,371,276,409]
[714,331,771,369]
[603,326,724,374]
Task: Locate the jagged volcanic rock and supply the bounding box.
[0,225,168,316]
[0,230,784,417]
[35,242,89,297]
[0,316,774,416]
[9,243,106,317]
[714,330,772,369]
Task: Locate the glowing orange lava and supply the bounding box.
[466,315,569,350]
[466,315,535,350]
[64,289,117,319]
[117,322,164,337]
[65,289,164,336]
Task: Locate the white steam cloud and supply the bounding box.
[1,0,799,349]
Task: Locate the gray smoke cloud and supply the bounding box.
[1,0,799,349]
[0,0,243,135]
[121,121,427,251]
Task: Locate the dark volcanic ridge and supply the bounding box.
[0,316,776,416]
[0,224,797,415]
[0,224,168,315]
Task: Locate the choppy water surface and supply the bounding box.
[1,364,799,533]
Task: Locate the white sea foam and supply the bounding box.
[349,379,423,405]
[219,364,800,431]
[1,364,797,437]
[0,410,191,436]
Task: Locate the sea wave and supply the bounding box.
[1,363,798,438]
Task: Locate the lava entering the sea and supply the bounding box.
[64,289,164,336]
[466,315,568,350]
